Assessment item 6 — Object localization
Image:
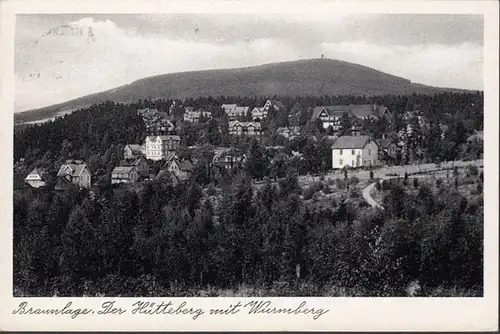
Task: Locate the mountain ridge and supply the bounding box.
[15,58,475,124]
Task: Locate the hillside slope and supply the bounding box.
[15,58,471,124]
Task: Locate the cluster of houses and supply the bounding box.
[22,100,458,189]
[137,107,176,134]
[183,106,213,123]
[311,103,392,132]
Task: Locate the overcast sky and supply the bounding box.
[15,14,483,112]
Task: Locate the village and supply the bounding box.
[20,98,483,197]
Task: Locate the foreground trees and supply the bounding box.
[13,172,483,297]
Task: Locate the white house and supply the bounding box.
[144,135,181,161]
[331,135,379,169]
[25,168,47,188]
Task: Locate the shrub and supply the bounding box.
[369,170,374,180]
[413,178,419,189]
[349,187,361,198]
[335,179,345,190]
[463,178,476,185]
[435,178,443,188]
[467,165,479,176]
[206,184,217,196]
[323,186,332,194]
[375,181,382,191]
[350,176,360,185]
[319,175,325,181]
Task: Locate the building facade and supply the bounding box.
[56,160,92,189]
[25,168,47,188]
[184,110,213,123]
[331,135,379,169]
[111,166,139,185]
[144,135,181,161]
[228,121,262,136]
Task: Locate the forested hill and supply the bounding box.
[15,58,473,124]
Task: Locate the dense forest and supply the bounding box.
[13,168,483,296]
[13,92,484,296]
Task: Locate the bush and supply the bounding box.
[350,176,360,185]
[467,165,479,176]
[319,175,325,181]
[463,177,476,185]
[435,178,443,188]
[323,186,332,194]
[207,184,217,196]
[335,179,346,190]
[413,178,419,189]
[369,170,374,180]
[375,181,381,191]
[303,182,322,200]
[349,187,361,198]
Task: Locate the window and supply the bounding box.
[352,160,354,166]
[352,149,355,155]
[368,149,371,155]
[339,159,343,165]
[339,149,343,155]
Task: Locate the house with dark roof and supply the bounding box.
[24,168,47,188]
[331,135,379,169]
[228,121,262,136]
[312,104,392,131]
[165,157,194,181]
[251,100,285,121]
[212,148,245,169]
[111,166,139,185]
[155,169,181,186]
[377,138,400,163]
[56,160,92,189]
[120,156,149,178]
[123,144,144,159]
[138,107,176,135]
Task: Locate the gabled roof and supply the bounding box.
[155,169,180,184]
[311,106,351,120]
[349,104,387,119]
[112,166,136,174]
[147,135,181,141]
[331,135,375,149]
[57,162,88,177]
[177,159,194,172]
[27,168,47,178]
[221,104,238,113]
[120,156,146,167]
[125,144,142,152]
[312,104,389,121]
[164,151,178,163]
[230,106,250,115]
[378,138,396,149]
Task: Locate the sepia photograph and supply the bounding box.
[12,11,486,300]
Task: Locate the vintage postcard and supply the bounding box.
[0,0,498,331]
